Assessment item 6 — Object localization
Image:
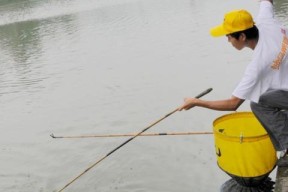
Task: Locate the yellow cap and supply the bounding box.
[210,10,255,37]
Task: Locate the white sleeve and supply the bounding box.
[257,1,274,21]
[232,58,263,103]
[232,66,259,101]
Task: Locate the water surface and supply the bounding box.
[0,0,287,191]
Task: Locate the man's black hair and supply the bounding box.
[229,25,259,40]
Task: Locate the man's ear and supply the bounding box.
[239,33,247,42]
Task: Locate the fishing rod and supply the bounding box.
[55,88,213,192]
[50,131,213,139]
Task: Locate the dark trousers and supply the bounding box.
[250,90,288,151]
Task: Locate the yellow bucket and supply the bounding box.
[213,112,277,178]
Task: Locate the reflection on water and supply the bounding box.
[0,21,41,64]
[0,0,287,191]
[0,20,44,97]
[274,0,288,24]
[0,13,79,99]
[0,0,75,25]
[0,0,141,26]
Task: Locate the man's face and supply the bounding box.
[226,34,246,50]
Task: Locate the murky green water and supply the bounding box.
[0,0,287,191]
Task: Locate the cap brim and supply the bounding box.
[210,25,230,37]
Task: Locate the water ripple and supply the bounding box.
[0,0,139,26]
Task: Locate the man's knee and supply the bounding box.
[258,90,288,109]
[258,91,272,105]
[250,101,260,112]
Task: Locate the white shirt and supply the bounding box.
[232,1,288,103]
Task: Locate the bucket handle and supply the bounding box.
[240,132,243,143]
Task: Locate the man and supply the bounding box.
[178,0,288,165]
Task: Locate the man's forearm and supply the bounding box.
[196,97,244,111]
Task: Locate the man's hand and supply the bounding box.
[178,97,199,111]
